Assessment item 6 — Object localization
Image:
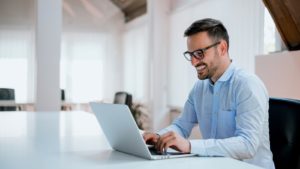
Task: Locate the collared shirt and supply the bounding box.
[158,63,275,169]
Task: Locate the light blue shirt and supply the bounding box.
[158,63,275,169]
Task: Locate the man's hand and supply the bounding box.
[143,132,160,145]
[155,131,191,154]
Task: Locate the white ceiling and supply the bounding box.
[0,0,124,31]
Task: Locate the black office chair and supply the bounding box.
[0,88,17,111]
[269,97,300,169]
[113,91,149,130]
[61,89,68,111]
[61,89,65,101]
[113,91,133,108]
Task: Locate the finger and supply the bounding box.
[159,135,175,153]
[143,132,155,140]
[155,132,172,150]
[143,133,159,144]
[143,133,153,142]
[156,134,174,153]
[163,139,177,153]
[142,132,150,140]
[155,132,172,144]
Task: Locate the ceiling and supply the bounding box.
[263,0,300,51]
[110,0,147,22]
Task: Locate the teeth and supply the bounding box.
[196,65,206,71]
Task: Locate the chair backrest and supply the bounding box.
[269,97,300,169]
[61,89,65,101]
[0,88,15,100]
[113,91,132,108]
[0,88,16,111]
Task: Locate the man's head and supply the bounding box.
[183,18,230,82]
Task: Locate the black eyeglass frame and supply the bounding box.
[183,41,221,61]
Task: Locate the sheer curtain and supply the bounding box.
[0,0,138,105]
[0,29,34,103]
[0,0,35,103]
[61,0,124,104]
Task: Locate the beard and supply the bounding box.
[197,63,209,80]
[196,50,219,80]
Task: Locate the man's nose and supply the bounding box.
[191,56,200,66]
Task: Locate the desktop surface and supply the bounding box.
[0,111,262,169]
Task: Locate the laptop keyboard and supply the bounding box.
[148,147,190,156]
[149,147,164,155]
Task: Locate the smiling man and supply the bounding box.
[143,18,275,169]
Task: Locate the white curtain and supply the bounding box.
[0,0,35,103]
[0,28,34,103]
[61,0,124,103]
[0,0,124,104]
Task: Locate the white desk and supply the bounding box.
[0,111,262,169]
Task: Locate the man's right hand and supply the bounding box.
[142,132,160,145]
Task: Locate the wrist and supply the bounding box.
[187,140,191,153]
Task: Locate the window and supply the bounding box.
[264,8,281,54]
[0,30,34,102]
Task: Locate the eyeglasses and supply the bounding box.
[183,41,220,61]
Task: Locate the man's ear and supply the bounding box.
[219,40,228,56]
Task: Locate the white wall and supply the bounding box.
[122,15,149,102]
[147,0,171,130]
[35,0,62,111]
[256,50,300,99]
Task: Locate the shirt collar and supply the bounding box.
[216,62,235,82]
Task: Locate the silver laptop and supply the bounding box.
[90,102,196,160]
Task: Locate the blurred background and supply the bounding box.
[0,0,299,134]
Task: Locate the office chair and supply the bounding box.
[61,89,68,111]
[0,88,17,111]
[61,89,65,101]
[269,97,300,169]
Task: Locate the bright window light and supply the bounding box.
[264,8,276,54]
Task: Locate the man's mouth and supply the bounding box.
[196,64,206,73]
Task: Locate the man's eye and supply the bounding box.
[194,51,203,57]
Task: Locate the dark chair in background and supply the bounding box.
[113,91,149,130]
[269,97,300,169]
[61,89,68,111]
[113,91,133,108]
[61,89,65,102]
[0,88,17,111]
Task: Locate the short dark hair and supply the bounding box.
[184,18,229,50]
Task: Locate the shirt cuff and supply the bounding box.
[190,139,208,156]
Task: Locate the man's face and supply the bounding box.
[186,32,220,80]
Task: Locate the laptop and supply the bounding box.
[90,102,196,160]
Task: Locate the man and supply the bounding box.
[143,18,275,169]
